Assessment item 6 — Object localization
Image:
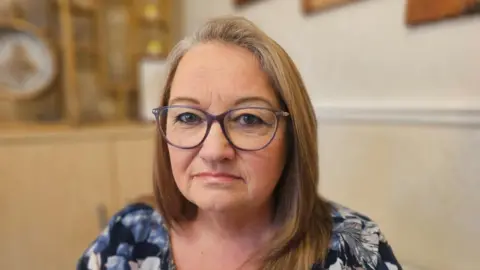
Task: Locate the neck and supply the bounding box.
[170,202,276,269]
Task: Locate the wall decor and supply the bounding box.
[234,0,262,7]
[302,0,361,13]
[406,0,480,25]
[0,21,57,100]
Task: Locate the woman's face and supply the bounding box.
[167,42,287,213]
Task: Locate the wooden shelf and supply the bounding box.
[53,41,98,57]
[76,43,98,56]
[0,121,155,141]
[37,26,51,37]
[138,52,168,61]
[51,1,97,16]
[135,15,169,29]
[0,0,175,127]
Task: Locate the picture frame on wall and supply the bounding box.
[234,0,262,7]
[405,0,480,26]
[302,0,361,14]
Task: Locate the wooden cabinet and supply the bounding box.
[0,124,156,270]
[115,138,156,206]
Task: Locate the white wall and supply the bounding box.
[178,0,480,269]
[317,123,480,270]
[181,0,480,102]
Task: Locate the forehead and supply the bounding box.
[169,42,279,108]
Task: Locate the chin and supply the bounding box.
[190,196,246,213]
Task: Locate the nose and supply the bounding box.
[198,122,235,162]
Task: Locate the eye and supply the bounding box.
[237,114,264,125]
[176,112,202,124]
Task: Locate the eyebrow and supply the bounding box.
[169,96,275,107]
[169,97,199,105]
[234,96,274,108]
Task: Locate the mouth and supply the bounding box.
[192,172,243,183]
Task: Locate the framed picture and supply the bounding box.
[302,0,361,14]
[234,0,261,6]
[406,0,480,25]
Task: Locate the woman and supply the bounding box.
[77,16,402,270]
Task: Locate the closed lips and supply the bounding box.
[193,172,242,180]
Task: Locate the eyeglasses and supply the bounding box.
[152,105,290,151]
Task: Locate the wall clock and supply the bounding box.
[0,20,57,100]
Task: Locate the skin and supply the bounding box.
[167,41,288,269]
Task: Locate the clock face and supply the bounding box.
[0,27,56,98]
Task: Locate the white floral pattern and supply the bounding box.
[128,257,161,270]
[78,202,402,270]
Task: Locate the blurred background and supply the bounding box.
[0,0,479,269]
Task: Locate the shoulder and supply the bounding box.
[319,202,403,270]
[76,203,171,270]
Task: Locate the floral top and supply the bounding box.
[76,202,402,270]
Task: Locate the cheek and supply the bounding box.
[168,146,195,182]
[244,132,287,189]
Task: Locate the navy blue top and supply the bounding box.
[77,202,402,270]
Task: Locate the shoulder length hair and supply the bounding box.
[152,15,332,269]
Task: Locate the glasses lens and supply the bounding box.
[225,108,278,150]
[158,106,208,148]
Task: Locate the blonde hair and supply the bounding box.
[153,16,332,269]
